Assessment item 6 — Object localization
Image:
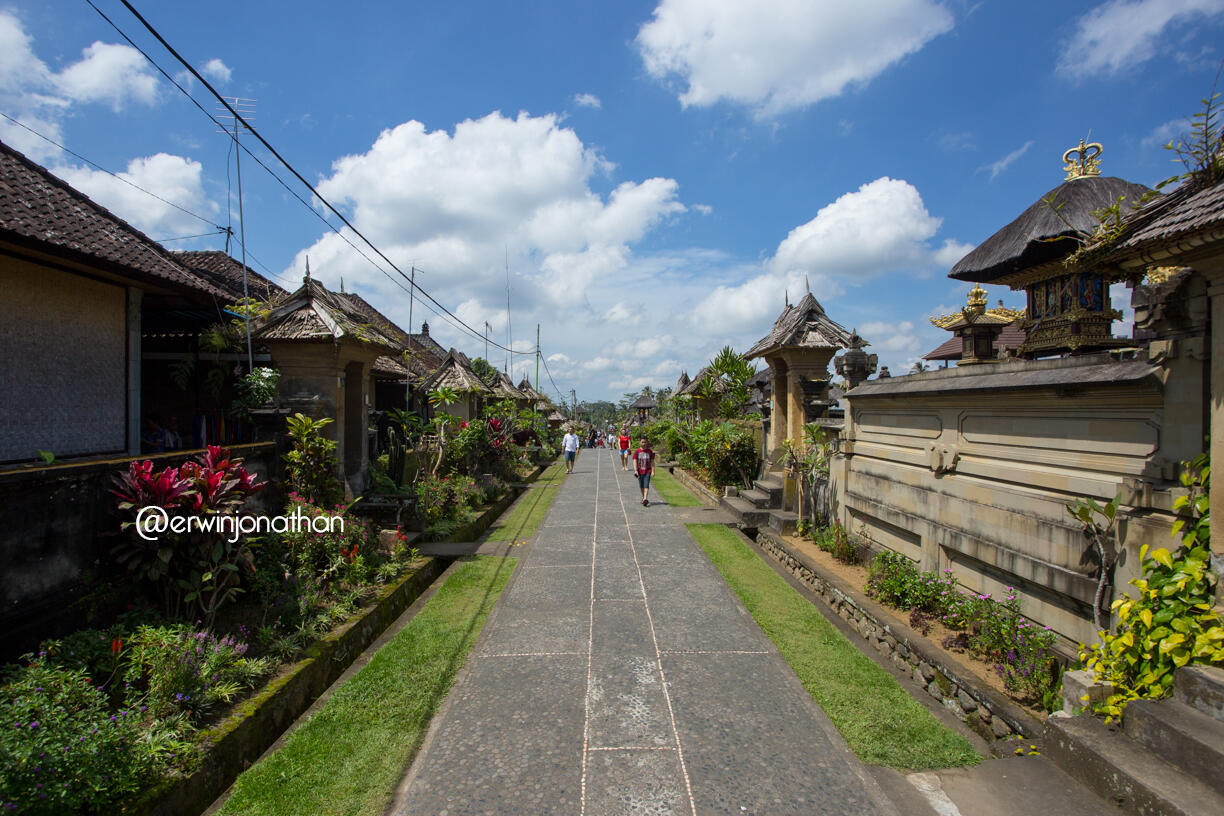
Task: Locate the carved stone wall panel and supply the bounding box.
[959,413,1159,458]
[853,411,943,439]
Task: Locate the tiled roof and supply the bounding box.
[1105,175,1224,260]
[0,141,225,297]
[173,250,288,304]
[745,292,854,359]
[923,324,1028,361]
[256,276,401,349]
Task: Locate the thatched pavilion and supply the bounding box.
[256,268,401,495]
[745,290,855,454]
[949,140,1151,357]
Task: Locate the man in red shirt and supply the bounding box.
[633,437,655,506]
[618,427,631,471]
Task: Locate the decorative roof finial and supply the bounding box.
[304,257,311,283]
[805,274,810,294]
[785,290,789,308]
[1063,138,1103,180]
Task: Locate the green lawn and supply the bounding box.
[484,460,565,542]
[687,523,980,770]
[217,556,516,816]
[650,468,702,507]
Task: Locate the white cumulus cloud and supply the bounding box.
[0,12,160,160]
[54,153,217,239]
[573,92,601,108]
[202,58,232,85]
[1059,0,1224,77]
[636,0,954,117]
[770,177,943,278]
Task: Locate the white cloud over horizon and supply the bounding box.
[636,0,954,117]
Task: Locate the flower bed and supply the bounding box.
[755,528,1044,744]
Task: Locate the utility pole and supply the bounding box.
[484,321,491,364]
[217,97,256,374]
[535,324,540,393]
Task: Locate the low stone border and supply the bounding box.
[440,458,552,542]
[755,528,1043,744]
[129,557,447,816]
[670,466,720,506]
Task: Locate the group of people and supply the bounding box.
[561,425,655,506]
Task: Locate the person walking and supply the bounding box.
[562,426,580,474]
[633,436,655,506]
[618,426,631,471]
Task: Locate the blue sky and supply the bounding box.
[3,0,1223,403]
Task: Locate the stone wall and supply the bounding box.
[0,442,280,659]
[0,262,127,462]
[839,353,1196,646]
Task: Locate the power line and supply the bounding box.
[111,0,531,358]
[80,0,566,391]
[0,109,227,232]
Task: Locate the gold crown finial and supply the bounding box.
[966,284,988,310]
[1063,139,1103,180]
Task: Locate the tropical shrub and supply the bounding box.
[111,446,265,623]
[122,624,272,723]
[279,493,372,580]
[283,413,342,506]
[0,659,183,816]
[866,551,953,611]
[1079,544,1222,721]
[1078,451,1219,721]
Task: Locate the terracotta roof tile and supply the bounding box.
[0,141,225,297]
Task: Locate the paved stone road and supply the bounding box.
[392,449,899,815]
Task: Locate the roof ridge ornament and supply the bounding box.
[1063,138,1103,180]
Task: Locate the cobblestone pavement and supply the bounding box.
[392,449,899,816]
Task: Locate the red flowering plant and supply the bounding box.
[111,446,265,624]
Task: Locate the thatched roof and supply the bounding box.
[489,369,527,401]
[675,370,691,392]
[630,391,657,410]
[949,176,1152,284]
[923,324,1027,361]
[256,276,401,350]
[745,292,854,359]
[420,349,493,394]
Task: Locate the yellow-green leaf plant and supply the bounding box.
[1078,452,1221,722]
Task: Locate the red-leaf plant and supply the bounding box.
[111,446,266,624]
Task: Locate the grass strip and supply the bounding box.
[484,460,565,542]
[687,523,980,770]
[650,468,702,507]
[217,555,516,816]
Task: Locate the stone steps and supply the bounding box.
[1176,664,1224,721]
[1124,699,1224,795]
[1044,664,1224,816]
[719,495,770,527]
[1044,712,1224,816]
[766,510,798,535]
[740,487,776,509]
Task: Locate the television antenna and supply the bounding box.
[217,97,256,373]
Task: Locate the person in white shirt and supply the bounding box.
[562,427,580,474]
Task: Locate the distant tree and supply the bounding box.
[910,361,929,374]
[470,357,499,386]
